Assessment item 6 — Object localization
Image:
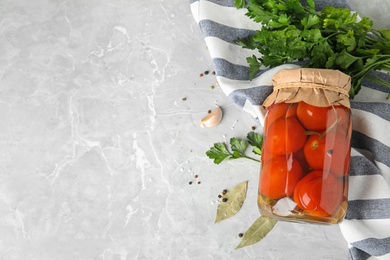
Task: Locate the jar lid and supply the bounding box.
[263,68,351,108]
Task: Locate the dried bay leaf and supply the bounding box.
[215,181,248,223]
[235,216,278,249]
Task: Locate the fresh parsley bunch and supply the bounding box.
[235,0,390,97]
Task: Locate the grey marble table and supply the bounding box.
[0,0,388,259]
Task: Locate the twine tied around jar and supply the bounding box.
[263,68,351,109]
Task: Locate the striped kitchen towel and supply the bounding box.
[189,0,390,259]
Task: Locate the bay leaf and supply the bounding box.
[215,181,248,223]
[235,216,278,249]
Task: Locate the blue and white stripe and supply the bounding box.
[190,0,390,259]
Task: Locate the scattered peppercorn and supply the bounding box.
[222,189,228,195]
[212,71,216,75]
[222,198,228,202]
[238,233,244,238]
[189,181,193,185]
[197,181,201,185]
[182,97,187,101]
[194,175,198,178]
[210,85,215,90]
[218,194,222,198]
[251,126,256,130]
[207,109,212,114]
[204,70,209,75]
[327,149,334,155]
[199,73,204,77]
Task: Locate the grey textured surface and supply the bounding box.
[349,0,390,29]
[0,0,388,259]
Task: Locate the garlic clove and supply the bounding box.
[200,106,223,128]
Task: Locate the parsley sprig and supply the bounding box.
[206,132,262,164]
[235,0,390,97]
[206,132,274,249]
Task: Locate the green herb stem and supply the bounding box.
[365,73,390,88]
[242,156,261,163]
[354,59,390,78]
[383,65,390,71]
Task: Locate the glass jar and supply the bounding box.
[258,68,352,224]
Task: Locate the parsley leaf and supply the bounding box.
[301,14,321,29]
[247,132,263,155]
[379,29,390,41]
[206,132,262,164]
[230,138,249,158]
[247,55,261,79]
[234,0,246,9]
[206,143,232,164]
[335,50,359,70]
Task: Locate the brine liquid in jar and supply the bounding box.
[258,101,352,224]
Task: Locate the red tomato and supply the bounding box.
[335,112,352,138]
[303,131,351,177]
[286,103,298,118]
[264,117,307,155]
[259,156,303,200]
[261,144,275,165]
[332,106,349,126]
[297,102,348,131]
[293,171,344,217]
[265,102,298,127]
[265,103,288,127]
[293,149,310,175]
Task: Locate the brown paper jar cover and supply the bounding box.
[263,68,351,109]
